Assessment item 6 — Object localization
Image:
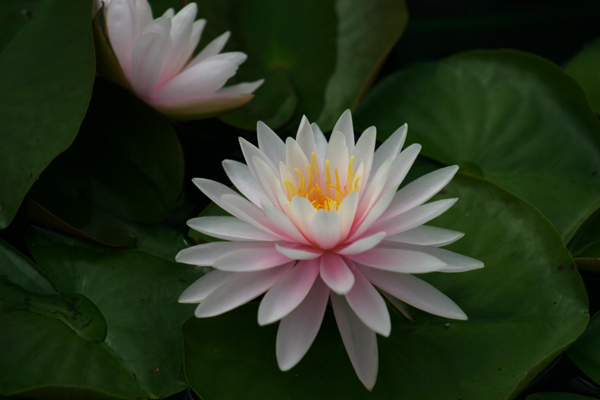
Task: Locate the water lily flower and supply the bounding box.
[177,111,483,389]
[94,0,263,119]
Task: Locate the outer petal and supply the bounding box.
[185,31,231,70]
[320,252,355,294]
[351,126,376,186]
[345,265,391,337]
[390,243,484,273]
[335,232,386,256]
[213,245,291,272]
[332,109,355,154]
[258,259,320,325]
[178,269,235,303]
[176,241,275,266]
[380,143,421,194]
[257,120,286,166]
[369,123,407,184]
[382,165,459,220]
[330,293,378,391]
[275,243,323,260]
[159,2,198,82]
[129,32,163,99]
[276,276,330,371]
[218,79,264,94]
[222,159,266,207]
[147,91,254,120]
[263,202,311,245]
[346,245,446,273]
[187,216,280,242]
[105,0,138,72]
[359,265,468,320]
[385,226,464,247]
[194,262,294,317]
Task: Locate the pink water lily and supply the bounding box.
[177,110,483,389]
[96,0,262,119]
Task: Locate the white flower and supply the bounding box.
[96,0,263,119]
[177,110,483,389]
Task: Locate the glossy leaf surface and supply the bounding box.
[565,38,600,114]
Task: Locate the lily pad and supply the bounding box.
[0,0,96,229]
[182,172,588,400]
[527,394,597,400]
[0,225,207,399]
[568,312,600,386]
[354,50,600,243]
[565,38,600,114]
[184,0,406,130]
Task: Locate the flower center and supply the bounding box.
[282,153,362,211]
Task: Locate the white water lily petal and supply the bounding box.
[142,15,172,72]
[159,3,199,82]
[346,246,446,273]
[290,196,317,243]
[218,79,264,94]
[380,143,421,194]
[105,0,138,73]
[239,138,279,180]
[330,293,378,391]
[332,109,355,155]
[370,123,407,182]
[320,252,355,294]
[195,263,294,318]
[351,126,376,186]
[345,266,391,336]
[176,241,271,266]
[222,160,266,207]
[179,269,236,303]
[214,245,291,272]
[386,226,464,247]
[296,116,318,159]
[256,121,286,166]
[337,191,360,241]
[336,232,386,256]
[285,137,311,177]
[366,198,458,237]
[380,290,414,321]
[383,165,459,220]
[325,131,349,189]
[275,243,323,260]
[349,186,396,240]
[355,158,393,224]
[258,260,320,325]
[360,265,468,320]
[311,123,328,165]
[129,33,163,99]
[392,243,484,273]
[277,277,330,371]
[185,31,231,70]
[312,210,342,250]
[187,216,280,242]
[262,202,311,245]
[251,156,280,206]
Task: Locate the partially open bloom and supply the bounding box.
[177,111,483,389]
[95,0,263,119]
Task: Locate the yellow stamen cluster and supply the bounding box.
[283,153,361,211]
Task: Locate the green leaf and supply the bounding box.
[30,78,184,242]
[527,394,597,400]
[568,312,600,386]
[182,172,588,400]
[565,38,600,114]
[569,208,600,259]
[0,225,206,399]
[0,0,96,229]
[184,0,407,130]
[0,0,42,53]
[354,49,600,242]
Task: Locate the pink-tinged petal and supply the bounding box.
[239,138,279,180]
[380,290,414,322]
[351,126,376,186]
[251,156,280,206]
[380,143,421,194]
[218,79,264,94]
[330,293,378,391]
[222,160,266,207]
[370,123,407,182]
[346,245,446,273]
[349,186,396,240]
[214,245,291,272]
[187,18,206,57]
[366,198,458,237]
[359,265,468,320]
[152,58,238,99]
[345,265,391,336]
[185,31,231,70]
[296,116,318,158]
[141,15,172,73]
[161,8,174,18]
[195,262,294,318]
[311,123,328,165]
[262,202,311,245]
[179,269,235,303]
[187,216,280,242]
[192,179,282,237]
[391,243,484,273]
[386,226,464,247]
[383,165,459,220]
[256,120,286,166]
[105,0,138,72]
[324,131,349,189]
[290,196,317,242]
[355,158,393,224]
[176,241,270,266]
[276,276,330,371]
[312,210,342,250]
[337,191,359,241]
[276,243,323,260]
[133,0,153,33]
[159,2,198,83]
[285,137,311,176]
[320,253,355,294]
[129,33,163,99]
[258,259,320,325]
[336,232,386,256]
[332,109,355,154]
[147,91,254,120]
[204,51,248,66]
